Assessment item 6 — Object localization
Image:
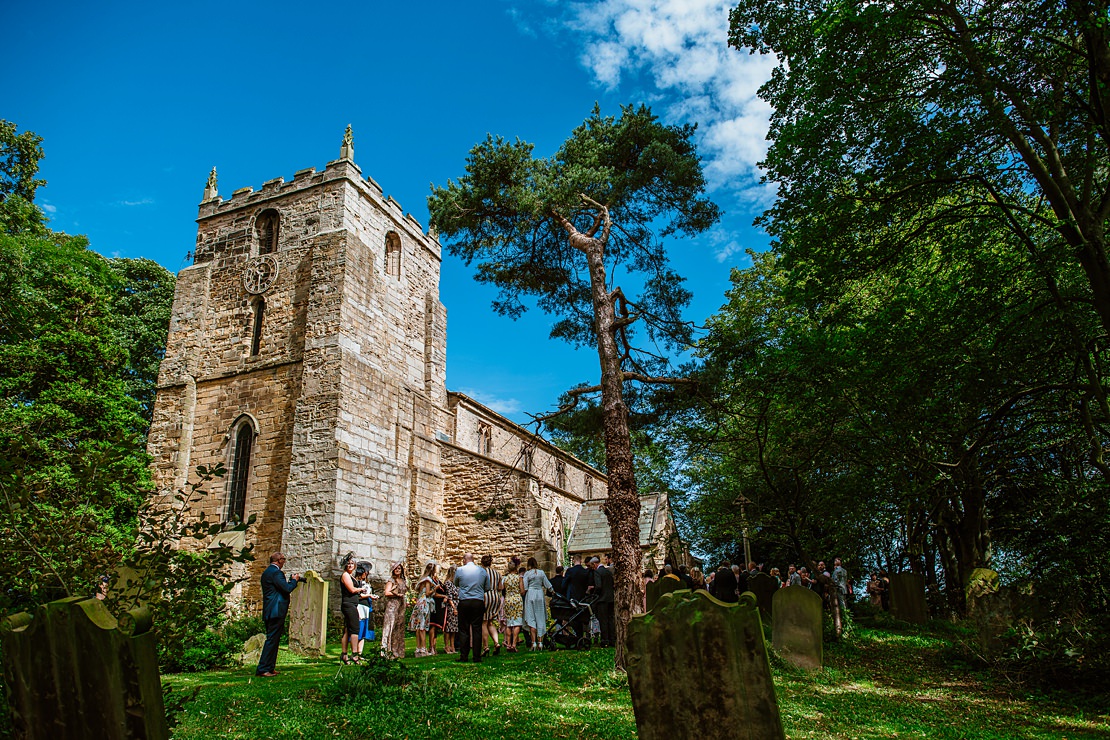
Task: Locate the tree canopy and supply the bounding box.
[0,124,176,612]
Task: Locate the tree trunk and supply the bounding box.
[578,233,644,670]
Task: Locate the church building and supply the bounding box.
[145,130,686,606]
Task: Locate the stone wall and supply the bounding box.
[440,444,585,570]
[448,393,606,501]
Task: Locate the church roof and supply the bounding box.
[567,492,666,554]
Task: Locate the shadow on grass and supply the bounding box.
[166,629,1109,740]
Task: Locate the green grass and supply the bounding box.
[163,626,1110,739]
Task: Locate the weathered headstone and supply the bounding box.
[772,585,823,670]
[627,590,785,740]
[965,568,1039,656]
[747,573,779,619]
[288,569,328,656]
[645,576,686,613]
[889,572,927,624]
[1,596,168,740]
[237,632,267,665]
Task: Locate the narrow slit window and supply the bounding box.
[556,460,567,489]
[250,297,265,356]
[522,445,534,474]
[477,421,492,455]
[385,231,401,277]
[256,209,279,255]
[227,423,254,522]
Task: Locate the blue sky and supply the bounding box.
[4,0,777,425]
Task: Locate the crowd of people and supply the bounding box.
[255,548,882,676]
[331,551,616,664]
[643,556,857,615]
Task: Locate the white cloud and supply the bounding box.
[116,198,154,207]
[457,387,523,417]
[560,0,777,195]
[40,203,57,214]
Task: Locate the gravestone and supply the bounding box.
[288,569,328,656]
[965,568,1040,657]
[627,590,785,740]
[772,585,823,670]
[888,572,927,624]
[747,573,779,619]
[237,632,267,665]
[645,576,686,613]
[1,596,168,740]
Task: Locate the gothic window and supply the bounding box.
[522,444,534,474]
[477,421,492,455]
[255,209,280,255]
[555,460,567,489]
[250,296,265,356]
[385,231,402,277]
[227,420,255,522]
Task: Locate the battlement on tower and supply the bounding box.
[193,155,438,265]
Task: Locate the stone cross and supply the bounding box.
[889,572,928,624]
[772,585,823,670]
[287,569,329,656]
[1,597,168,739]
[627,590,786,740]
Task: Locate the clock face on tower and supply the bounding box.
[242,255,280,294]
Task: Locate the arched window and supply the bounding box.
[521,444,534,474]
[385,231,401,277]
[255,209,280,255]
[227,420,255,522]
[477,421,492,455]
[250,296,265,356]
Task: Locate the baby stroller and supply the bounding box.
[543,593,597,651]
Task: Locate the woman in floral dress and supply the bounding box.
[502,557,524,652]
[442,565,459,654]
[409,562,437,656]
[381,562,408,659]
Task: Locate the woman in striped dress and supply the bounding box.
[480,554,504,656]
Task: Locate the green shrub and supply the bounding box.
[221,613,265,645]
[996,619,1110,693]
[320,652,414,705]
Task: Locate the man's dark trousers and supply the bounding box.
[596,601,615,647]
[457,598,485,662]
[257,616,284,675]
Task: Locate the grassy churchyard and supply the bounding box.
[163,622,1110,740]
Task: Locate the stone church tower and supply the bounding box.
[146,130,450,602]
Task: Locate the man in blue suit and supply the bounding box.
[257,552,302,677]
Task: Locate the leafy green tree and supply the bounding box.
[0,120,46,235]
[429,104,719,667]
[687,195,1106,614]
[0,232,150,610]
[728,0,1110,362]
[107,258,176,423]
